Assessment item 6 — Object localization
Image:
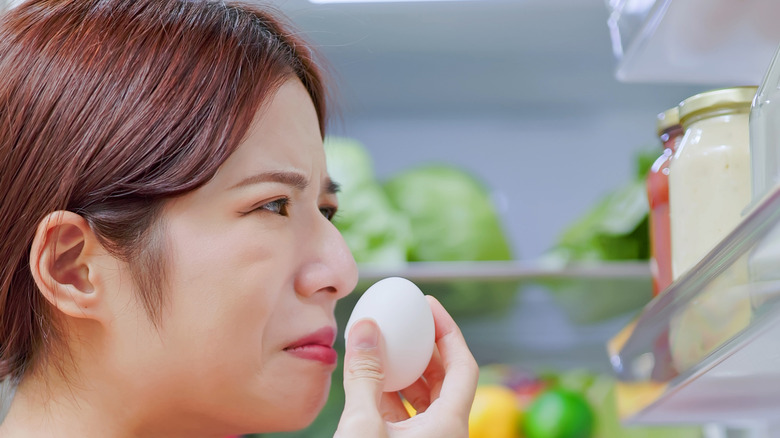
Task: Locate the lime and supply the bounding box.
[523,388,594,438]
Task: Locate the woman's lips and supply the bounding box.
[284,326,337,365]
[285,344,338,365]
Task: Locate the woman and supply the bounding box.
[0,0,478,437]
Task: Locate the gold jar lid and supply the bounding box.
[656,107,680,136]
[678,86,758,127]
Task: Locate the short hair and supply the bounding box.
[0,0,327,383]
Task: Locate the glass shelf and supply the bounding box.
[607,0,780,84]
[348,260,653,373]
[609,185,780,425]
[357,260,651,285]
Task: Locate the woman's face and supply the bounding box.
[106,78,358,434]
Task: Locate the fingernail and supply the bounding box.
[351,319,378,350]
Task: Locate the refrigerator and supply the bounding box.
[250,0,780,437]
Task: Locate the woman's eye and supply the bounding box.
[258,198,290,216]
[319,206,337,221]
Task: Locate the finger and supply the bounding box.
[426,296,479,417]
[341,318,386,417]
[379,391,410,423]
[399,376,432,414]
[422,345,445,401]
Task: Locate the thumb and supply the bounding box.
[342,318,386,415]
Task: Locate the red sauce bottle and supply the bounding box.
[647,107,684,296]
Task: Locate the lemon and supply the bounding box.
[469,385,522,438]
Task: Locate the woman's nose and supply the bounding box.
[294,215,358,301]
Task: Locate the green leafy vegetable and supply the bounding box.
[547,147,658,264]
[325,137,411,266]
[384,165,513,262]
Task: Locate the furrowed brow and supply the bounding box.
[230,171,309,191]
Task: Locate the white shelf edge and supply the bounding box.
[357,260,651,283]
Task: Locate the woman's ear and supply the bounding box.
[29,211,109,322]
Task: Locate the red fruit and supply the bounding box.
[515,380,547,408]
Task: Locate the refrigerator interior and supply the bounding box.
[254,0,780,437]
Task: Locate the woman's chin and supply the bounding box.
[246,377,333,433]
[294,380,332,428]
[255,409,323,434]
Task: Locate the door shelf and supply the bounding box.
[607,0,780,84]
[609,185,780,425]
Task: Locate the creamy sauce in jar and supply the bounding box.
[669,89,754,279]
[667,87,757,372]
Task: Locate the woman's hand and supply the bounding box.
[335,296,478,438]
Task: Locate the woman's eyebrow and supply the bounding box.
[230,171,309,191]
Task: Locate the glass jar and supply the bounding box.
[647,107,684,296]
[668,88,757,375]
[669,86,756,279]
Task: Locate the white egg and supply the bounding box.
[344,277,435,392]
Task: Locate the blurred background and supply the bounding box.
[270,0,707,260]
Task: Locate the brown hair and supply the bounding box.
[0,0,327,383]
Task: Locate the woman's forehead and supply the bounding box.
[217,80,326,187]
